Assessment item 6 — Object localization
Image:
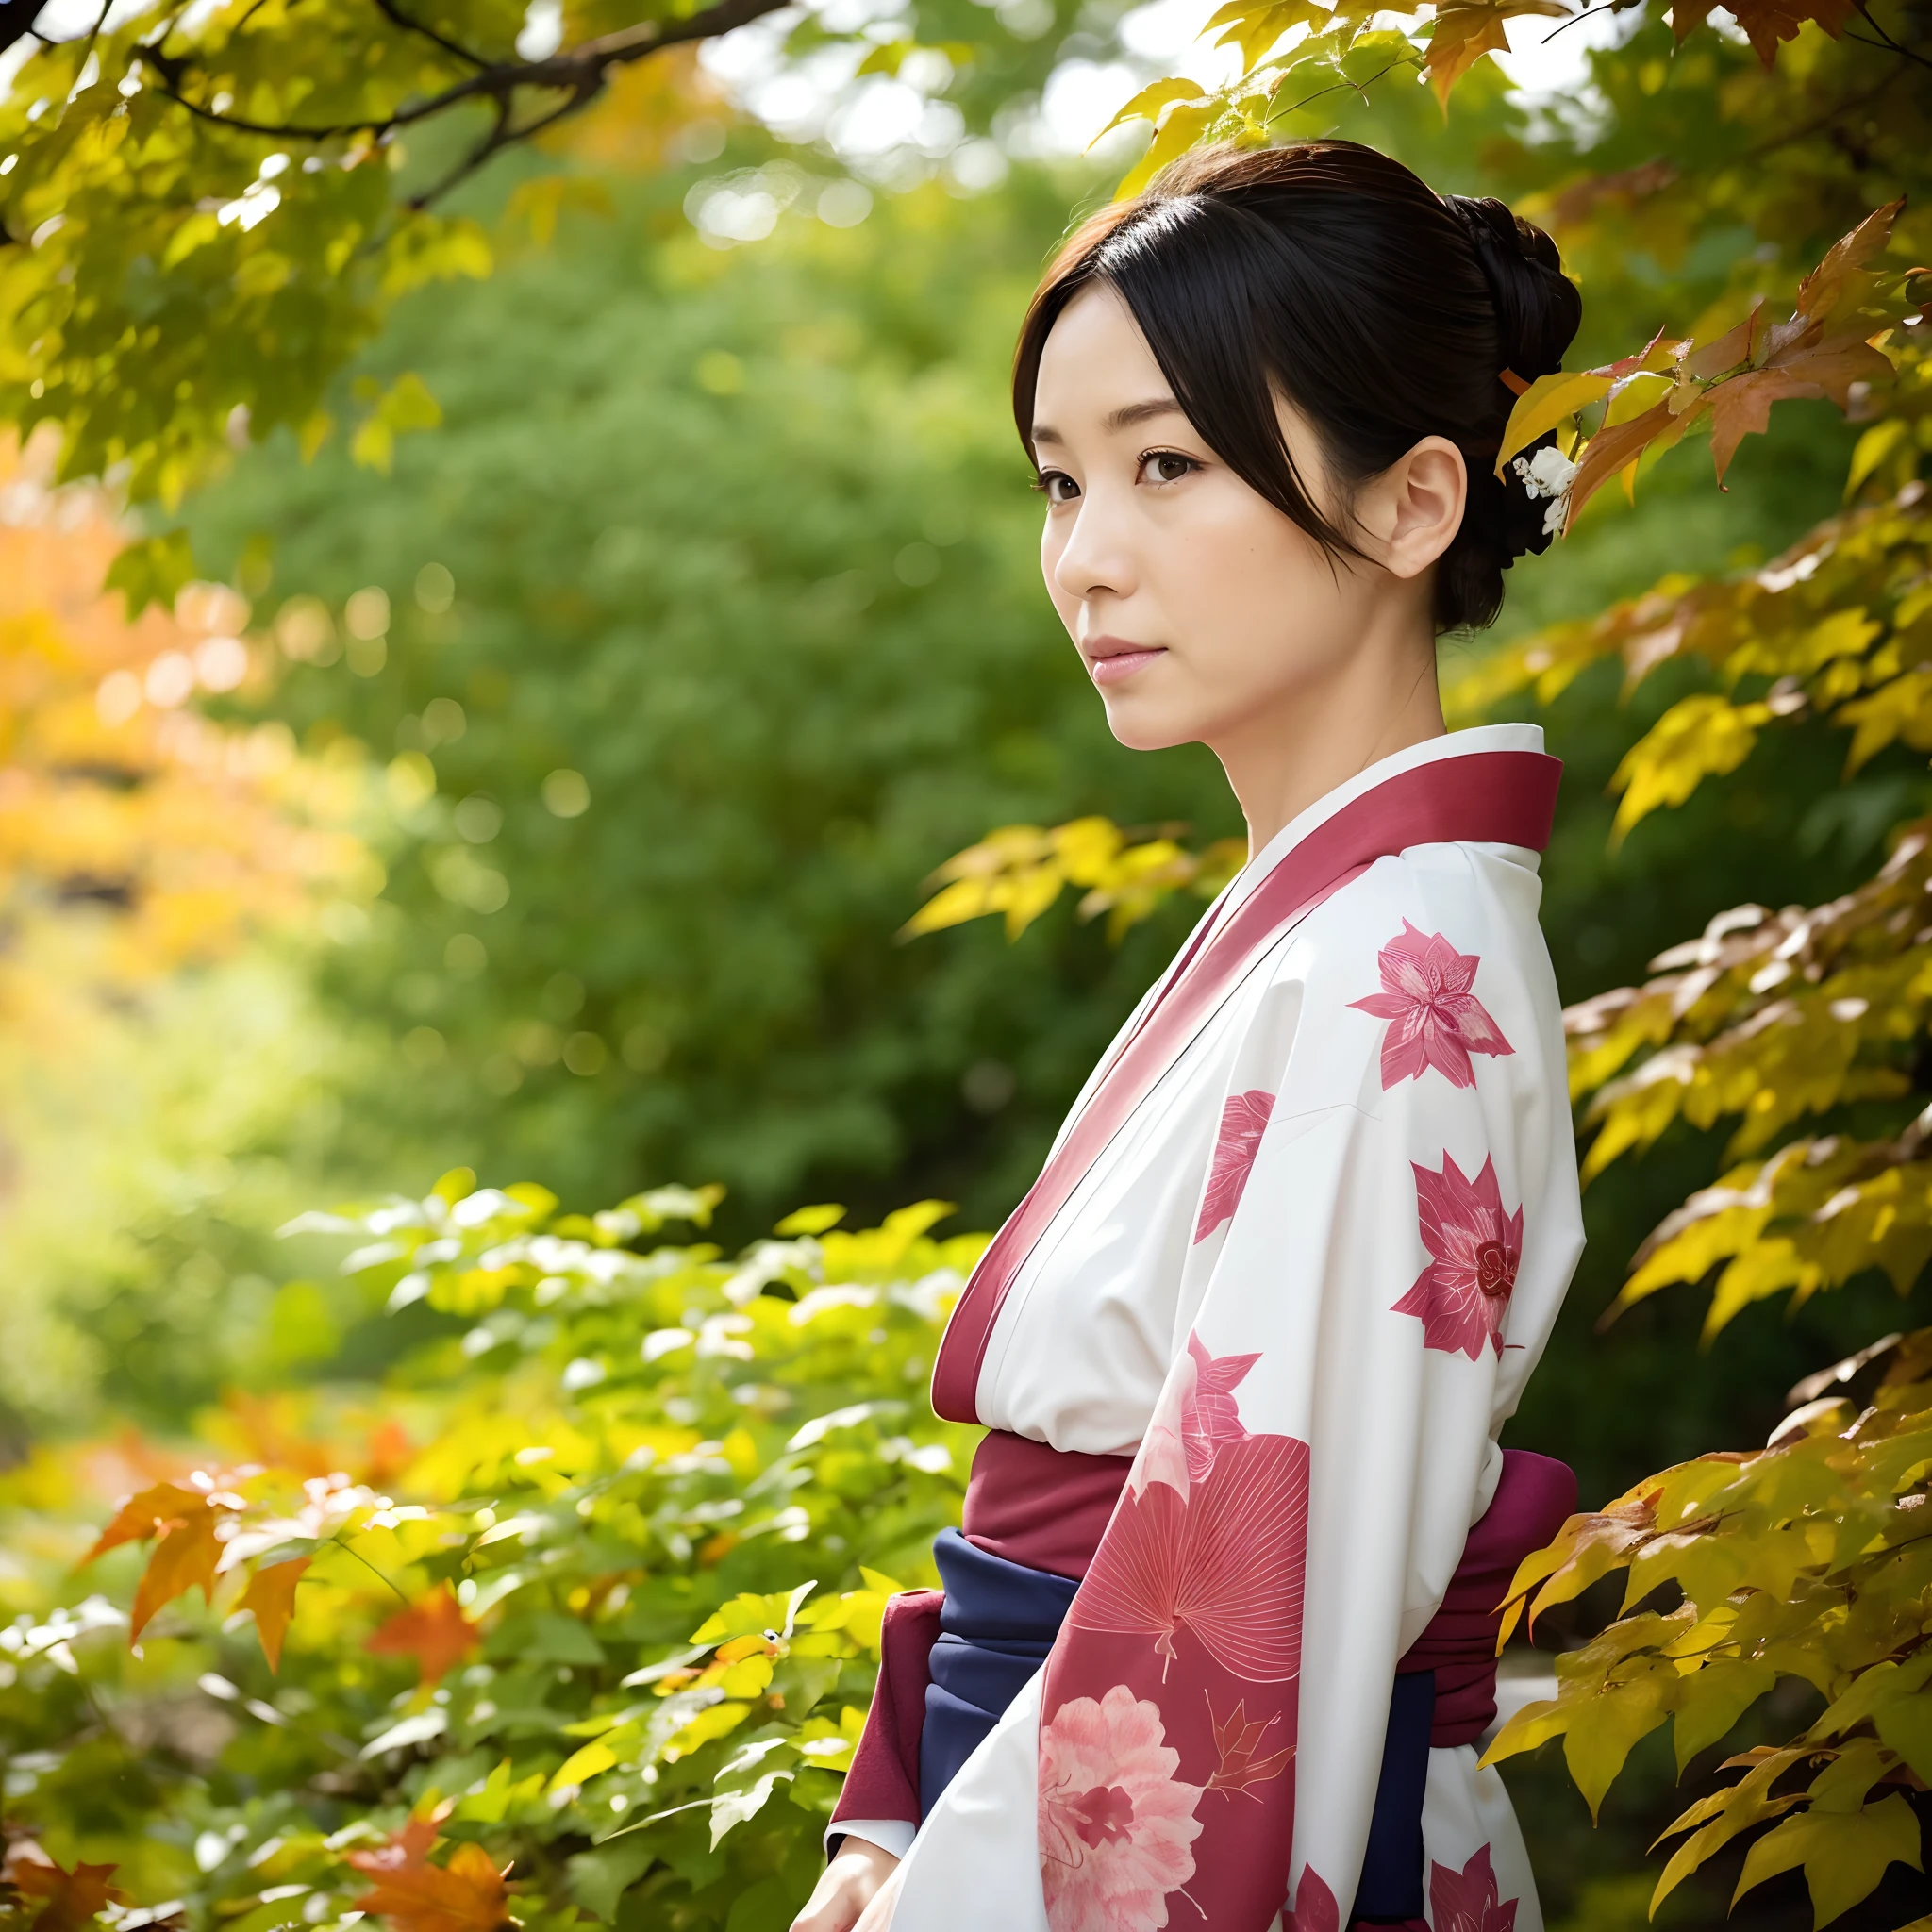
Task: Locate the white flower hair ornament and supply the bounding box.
[1510,441,1580,541]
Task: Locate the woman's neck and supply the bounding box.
[1213,633,1447,858]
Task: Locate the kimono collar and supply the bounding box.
[931,725,1560,1425]
[1222,722,1552,925]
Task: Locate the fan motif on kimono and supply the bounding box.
[1069,1338,1308,1683]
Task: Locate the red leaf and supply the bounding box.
[11,1857,124,1932]
[365,1585,479,1685]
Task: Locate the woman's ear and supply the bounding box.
[1357,436,1468,582]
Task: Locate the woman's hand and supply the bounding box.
[789,1840,901,1932]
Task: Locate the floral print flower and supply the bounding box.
[1040,1686,1205,1932]
[1193,1090,1274,1241]
[1392,1152,1522,1360]
[1429,1843,1518,1932]
[1133,1333,1260,1499]
[1348,921,1511,1090]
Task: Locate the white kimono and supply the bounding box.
[884,724,1584,1932]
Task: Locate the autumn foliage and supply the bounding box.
[0,1180,977,1932]
[0,435,369,996]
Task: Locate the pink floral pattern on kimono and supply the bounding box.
[1132,1332,1262,1498]
[1074,1340,1307,1681]
[1193,1091,1274,1241]
[1044,1334,1309,1927]
[1429,1844,1518,1932]
[1039,1686,1205,1932]
[1348,922,1511,1090]
[1393,1153,1522,1360]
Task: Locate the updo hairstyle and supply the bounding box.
[1011,142,1583,633]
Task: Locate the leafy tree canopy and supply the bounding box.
[0,0,1127,531]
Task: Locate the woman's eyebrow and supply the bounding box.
[1031,397,1187,449]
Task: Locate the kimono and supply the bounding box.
[830,724,1586,1932]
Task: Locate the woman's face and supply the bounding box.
[1030,282,1406,756]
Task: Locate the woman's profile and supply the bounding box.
[792,138,1587,1932]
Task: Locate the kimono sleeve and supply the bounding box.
[1030,848,1581,1932]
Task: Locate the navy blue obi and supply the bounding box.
[919,1528,1077,1820]
[915,1525,1433,1919]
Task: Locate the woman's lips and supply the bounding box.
[1086,642,1166,687]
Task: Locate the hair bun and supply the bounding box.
[1443,193,1580,390]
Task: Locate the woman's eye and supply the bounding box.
[1038,470,1080,505]
[1140,451,1198,486]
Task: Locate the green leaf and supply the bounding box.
[102,529,197,620]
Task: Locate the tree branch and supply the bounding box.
[370,0,489,72]
[137,0,789,146]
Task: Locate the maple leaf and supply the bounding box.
[1423,0,1568,109]
[1795,198,1904,330]
[345,1811,445,1880]
[352,1840,514,1932]
[129,1509,227,1643]
[10,1857,124,1932]
[85,1482,216,1563]
[1707,334,1896,484]
[1724,0,1855,65]
[366,1584,479,1685]
[1563,397,1691,527]
[1204,1694,1295,1795]
[238,1557,311,1672]
[89,1484,240,1644]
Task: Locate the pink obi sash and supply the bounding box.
[929,747,1562,1425]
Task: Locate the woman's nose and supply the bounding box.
[1051,491,1134,604]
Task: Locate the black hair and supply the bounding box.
[1012,141,1583,632]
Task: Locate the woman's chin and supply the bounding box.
[1101,693,1198,753]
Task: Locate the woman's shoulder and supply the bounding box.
[1264,837,1548,996]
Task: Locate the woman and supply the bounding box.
[793,140,1586,1932]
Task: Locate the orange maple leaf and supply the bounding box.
[1423,0,1569,108]
[10,1856,124,1932]
[84,1482,214,1564]
[88,1483,238,1644]
[1795,198,1904,329]
[365,1585,479,1685]
[130,1508,227,1643]
[238,1557,311,1672]
[352,1839,513,1932]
